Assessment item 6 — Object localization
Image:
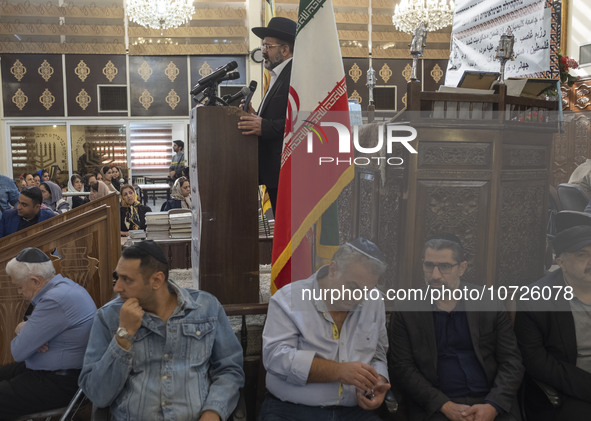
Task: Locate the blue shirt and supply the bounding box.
[433,301,503,414]
[79,282,244,421]
[262,267,389,407]
[11,274,97,370]
[0,207,55,238]
[0,174,19,213]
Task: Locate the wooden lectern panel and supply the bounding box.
[195,106,259,304]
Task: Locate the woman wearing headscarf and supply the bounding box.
[100,166,118,193]
[89,180,110,201]
[40,180,70,214]
[68,174,90,209]
[119,184,152,235]
[162,176,191,211]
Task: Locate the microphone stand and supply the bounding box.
[204,82,229,106]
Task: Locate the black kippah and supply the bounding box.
[15,248,50,263]
[427,233,463,248]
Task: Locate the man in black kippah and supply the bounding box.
[79,240,244,421]
[389,234,523,421]
[0,187,56,238]
[1,247,96,419]
[515,225,591,420]
[260,238,391,420]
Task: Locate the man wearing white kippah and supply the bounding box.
[260,238,390,420]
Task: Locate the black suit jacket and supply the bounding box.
[257,60,292,189]
[388,283,524,417]
[514,269,591,403]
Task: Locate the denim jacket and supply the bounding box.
[79,282,244,421]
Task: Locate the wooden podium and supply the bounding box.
[193,106,259,304]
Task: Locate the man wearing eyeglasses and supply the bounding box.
[388,234,523,421]
[238,16,296,213]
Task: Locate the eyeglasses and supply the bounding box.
[422,261,459,274]
[261,43,285,51]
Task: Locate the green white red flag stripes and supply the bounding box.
[271,0,354,293]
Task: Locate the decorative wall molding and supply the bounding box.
[0,41,125,55]
[129,43,248,55]
[128,26,247,38]
[0,3,124,19]
[0,23,126,37]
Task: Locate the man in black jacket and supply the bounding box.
[515,225,591,421]
[389,234,523,421]
[238,17,296,213]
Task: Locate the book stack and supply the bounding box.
[145,212,170,240]
[129,230,146,240]
[169,210,192,239]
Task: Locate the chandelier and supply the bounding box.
[125,0,195,30]
[392,0,455,34]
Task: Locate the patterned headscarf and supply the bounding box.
[170,177,191,209]
[120,185,142,230]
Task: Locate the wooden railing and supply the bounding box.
[0,193,121,365]
[407,80,558,124]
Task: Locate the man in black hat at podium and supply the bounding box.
[238,16,296,213]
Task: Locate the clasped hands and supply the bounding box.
[337,361,390,410]
[440,401,498,421]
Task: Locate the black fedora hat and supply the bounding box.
[252,17,296,43]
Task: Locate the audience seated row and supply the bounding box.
[2,229,590,420]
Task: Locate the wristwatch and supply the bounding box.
[116,327,134,342]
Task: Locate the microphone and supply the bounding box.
[190,60,238,95]
[223,86,252,104]
[218,71,240,82]
[242,80,258,111]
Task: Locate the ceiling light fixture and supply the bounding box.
[392,0,454,34]
[125,0,195,30]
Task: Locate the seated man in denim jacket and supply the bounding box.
[79,240,244,421]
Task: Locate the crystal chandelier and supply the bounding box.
[392,0,455,34]
[125,0,195,30]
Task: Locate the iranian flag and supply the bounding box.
[271,0,354,293]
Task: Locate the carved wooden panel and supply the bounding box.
[414,181,490,287]
[502,144,548,169]
[0,272,30,363]
[574,83,591,111]
[0,194,121,365]
[418,142,491,169]
[497,182,547,287]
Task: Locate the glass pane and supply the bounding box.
[71,125,127,181]
[10,125,69,187]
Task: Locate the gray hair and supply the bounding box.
[6,258,56,283]
[332,243,387,276]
